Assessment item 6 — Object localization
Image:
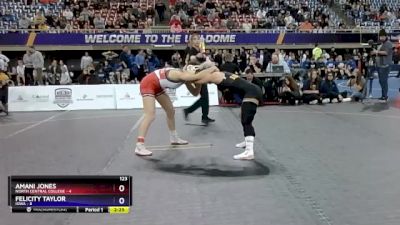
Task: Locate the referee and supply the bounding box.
[183,32,215,124]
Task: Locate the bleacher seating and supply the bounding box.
[343,0,400,29]
[0,0,155,32]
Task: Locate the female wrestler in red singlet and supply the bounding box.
[135,65,218,156]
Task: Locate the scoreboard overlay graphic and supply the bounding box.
[8,176,132,214]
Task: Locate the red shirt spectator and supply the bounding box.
[170,22,183,33]
[169,0,177,7]
[169,15,181,26]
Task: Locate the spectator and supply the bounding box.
[320,72,343,103]
[245,68,263,90]
[266,53,291,73]
[93,14,105,29]
[248,55,262,73]
[59,60,72,85]
[80,52,93,71]
[220,53,241,74]
[346,69,366,102]
[279,75,301,105]
[23,50,34,85]
[18,15,31,29]
[371,29,393,102]
[29,46,44,86]
[16,59,25,86]
[171,51,182,68]
[298,19,314,32]
[170,22,183,33]
[135,49,146,81]
[47,59,60,85]
[0,51,10,72]
[33,12,46,28]
[155,0,167,22]
[302,69,323,104]
[393,47,399,64]
[63,7,74,21]
[312,43,323,61]
[120,46,134,82]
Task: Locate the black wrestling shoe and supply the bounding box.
[202,117,215,124]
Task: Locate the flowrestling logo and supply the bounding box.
[54,88,73,108]
[120,92,135,100]
[77,94,94,101]
[32,94,49,102]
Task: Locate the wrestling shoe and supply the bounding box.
[235,141,246,148]
[171,137,189,145]
[135,143,152,156]
[233,150,254,160]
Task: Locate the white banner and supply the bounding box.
[8,84,219,112]
[114,84,142,109]
[9,85,116,112]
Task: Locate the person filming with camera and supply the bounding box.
[371,29,393,102]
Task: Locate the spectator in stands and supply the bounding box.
[279,75,301,105]
[18,15,31,29]
[155,0,167,22]
[47,59,60,85]
[16,60,25,86]
[266,53,291,73]
[372,29,393,102]
[59,60,72,85]
[63,7,74,21]
[248,55,262,73]
[2,10,16,22]
[0,51,9,72]
[170,22,183,33]
[80,52,93,72]
[23,50,34,85]
[393,47,399,65]
[312,43,322,61]
[242,19,252,33]
[302,69,323,104]
[93,14,105,29]
[245,68,263,90]
[29,46,44,86]
[34,11,46,28]
[120,46,134,83]
[320,71,343,103]
[171,51,182,68]
[346,69,366,102]
[220,53,241,74]
[298,19,314,32]
[135,49,147,81]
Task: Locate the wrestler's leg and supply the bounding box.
[156,93,188,145]
[234,98,258,160]
[135,96,156,156]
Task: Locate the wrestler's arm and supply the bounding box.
[185,82,202,96]
[172,66,220,82]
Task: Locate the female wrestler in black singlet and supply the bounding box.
[186,61,262,160]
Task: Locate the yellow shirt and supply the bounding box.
[0,72,10,81]
[312,47,322,60]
